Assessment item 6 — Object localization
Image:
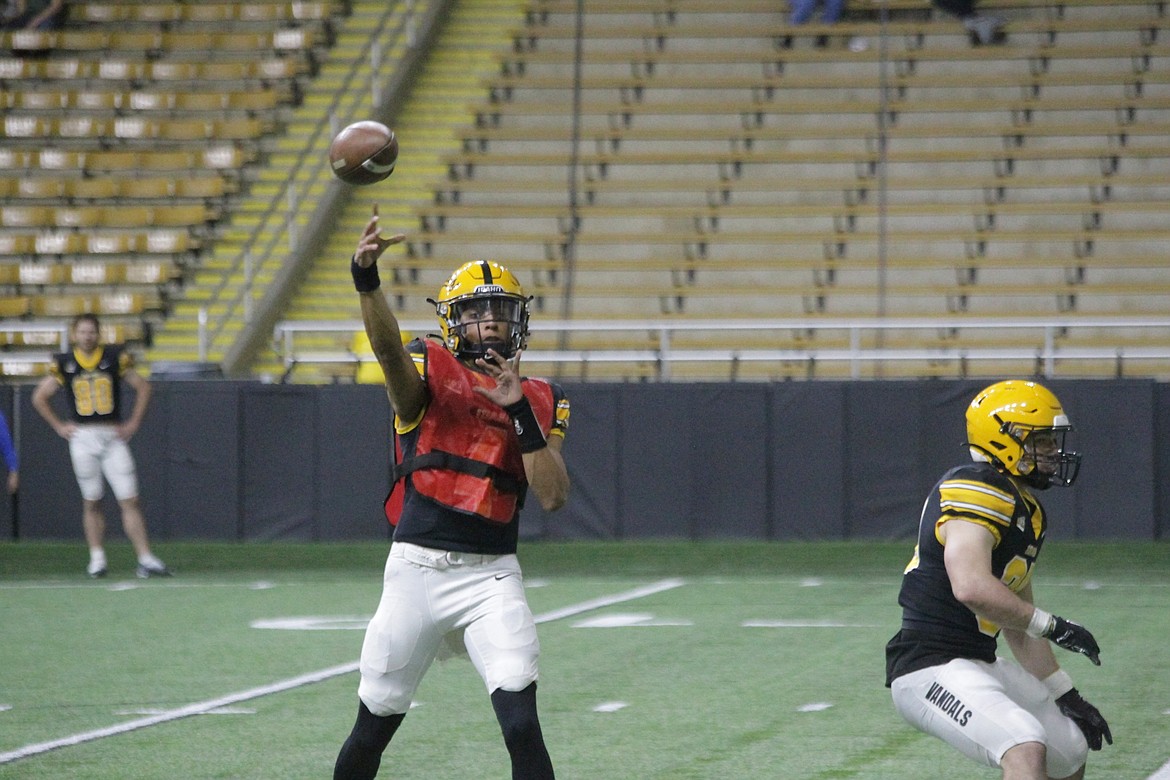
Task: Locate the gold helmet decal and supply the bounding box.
[429,261,530,361]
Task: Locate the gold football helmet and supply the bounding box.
[429,260,530,361]
[966,380,1081,489]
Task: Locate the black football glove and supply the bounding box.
[1046,615,1101,665]
[1055,689,1113,750]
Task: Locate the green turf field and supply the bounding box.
[1,541,1167,779]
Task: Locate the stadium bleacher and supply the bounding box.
[2,0,1167,381]
[0,0,347,379]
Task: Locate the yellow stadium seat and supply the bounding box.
[157,119,211,142]
[16,178,66,200]
[174,93,228,113]
[0,206,52,228]
[2,115,49,139]
[351,331,386,385]
[183,5,235,23]
[83,232,135,255]
[144,61,199,82]
[59,117,113,140]
[174,177,229,199]
[14,91,67,110]
[34,149,84,172]
[103,207,155,229]
[127,92,174,112]
[0,234,36,255]
[34,233,86,255]
[52,206,103,229]
[74,91,120,112]
[0,149,29,170]
[124,260,176,285]
[119,179,174,200]
[57,31,111,50]
[18,263,66,286]
[0,297,33,318]
[67,262,121,285]
[70,178,120,200]
[32,295,90,317]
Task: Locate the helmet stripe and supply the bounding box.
[480,261,493,285]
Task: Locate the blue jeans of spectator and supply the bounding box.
[789,0,845,24]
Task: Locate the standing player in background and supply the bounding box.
[886,380,1111,780]
[334,210,570,780]
[31,313,170,579]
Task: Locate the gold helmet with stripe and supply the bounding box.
[966,380,1081,489]
[430,260,530,361]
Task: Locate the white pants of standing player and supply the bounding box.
[891,657,1088,778]
[68,424,139,501]
[358,542,540,716]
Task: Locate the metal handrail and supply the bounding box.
[272,316,1170,380]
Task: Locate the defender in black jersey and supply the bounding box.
[334,212,570,780]
[31,314,170,579]
[886,380,1110,780]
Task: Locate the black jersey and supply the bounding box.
[49,345,133,424]
[886,461,1047,685]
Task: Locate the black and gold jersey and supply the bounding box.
[886,461,1047,684]
[49,345,133,424]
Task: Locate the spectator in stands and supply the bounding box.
[0,0,65,30]
[933,0,1003,45]
[788,0,845,32]
[0,407,18,495]
[31,314,171,579]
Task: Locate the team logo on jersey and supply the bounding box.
[925,682,973,727]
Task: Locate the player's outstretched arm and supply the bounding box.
[352,209,425,421]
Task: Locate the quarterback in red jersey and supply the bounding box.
[334,211,570,780]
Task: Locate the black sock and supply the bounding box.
[333,701,405,780]
[491,683,555,780]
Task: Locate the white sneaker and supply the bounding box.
[136,561,173,579]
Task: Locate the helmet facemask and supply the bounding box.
[444,294,528,361]
[1001,420,1081,490]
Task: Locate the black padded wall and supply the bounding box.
[6,379,1165,543]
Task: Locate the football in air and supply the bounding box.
[329,120,398,185]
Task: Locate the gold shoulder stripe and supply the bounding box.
[943,479,1013,502]
[940,479,1015,525]
[939,515,1005,545]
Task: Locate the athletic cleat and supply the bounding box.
[87,566,108,579]
[136,562,173,579]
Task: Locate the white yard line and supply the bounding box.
[0,577,686,766]
[1148,759,1170,780]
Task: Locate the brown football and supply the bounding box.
[328,120,398,185]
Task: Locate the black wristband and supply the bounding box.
[351,255,381,293]
[503,396,547,453]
